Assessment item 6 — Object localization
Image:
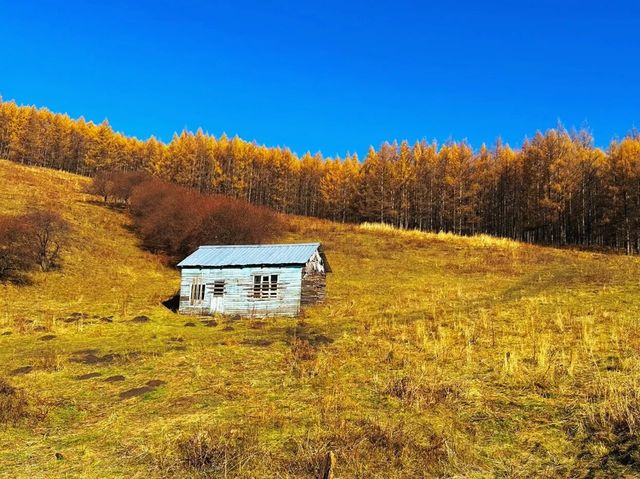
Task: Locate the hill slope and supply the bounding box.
[2,160,640,478]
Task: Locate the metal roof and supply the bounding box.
[177,243,330,270]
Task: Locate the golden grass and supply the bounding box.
[2,160,640,477]
[360,221,521,249]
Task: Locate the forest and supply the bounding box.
[1,98,640,252]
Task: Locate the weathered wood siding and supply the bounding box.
[179,266,303,317]
[300,251,327,305]
[301,272,326,305]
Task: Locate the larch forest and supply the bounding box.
[2,98,640,253]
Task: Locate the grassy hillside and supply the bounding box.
[2,160,640,478]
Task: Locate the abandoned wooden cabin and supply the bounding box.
[177,243,331,317]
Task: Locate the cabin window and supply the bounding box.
[190,278,205,305]
[212,280,225,297]
[253,274,278,299]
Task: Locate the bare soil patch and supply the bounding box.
[119,386,155,399]
[39,334,56,341]
[74,372,102,380]
[146,379,166,387]
[10,366,33,376]
[131,315,151,323]
[104,375,126,382]
[241,339,273,347]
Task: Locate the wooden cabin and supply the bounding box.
[177,243,331,317]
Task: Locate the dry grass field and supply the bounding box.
[2,160,640,478]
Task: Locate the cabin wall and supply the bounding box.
[301,272,326,305]
[179,266,303,317]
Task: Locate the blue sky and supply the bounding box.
[1,1,639,157]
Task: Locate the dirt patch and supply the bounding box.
[131,315,151,323]
[184,322,196,327]
[2,331,12,336]
[63,312,90,323]
[73,348,99,355]
[223,326,234,332]
[104,375,126,382]
[10,366,33,376]
[39,334,57,341]
[201,320,218,327]
[172,345,188,351]
[241,339,273,347]
[71,350,154,365]
[74,372,102,380]
[33,325,47,332]
[99,316,113,323]
[119,386,155,399]
[71,353,116,365]
[168,337,184,343]
[146,379,166,387]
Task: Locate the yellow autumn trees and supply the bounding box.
[2,98,640,251]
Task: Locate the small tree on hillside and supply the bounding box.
[24,210,70,272]
[86,171,115,203]
[110,171,150,204]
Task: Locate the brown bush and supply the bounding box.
[87,170,150,204]
[0,378,30,425]
[110,170,150,204]
[128,177,281,260]
[0,215,34,282]
[85,171,115,202]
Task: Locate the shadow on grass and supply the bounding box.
[162,292,180,313]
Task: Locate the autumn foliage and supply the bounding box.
[3,98,640,252]
[113,176,280,259]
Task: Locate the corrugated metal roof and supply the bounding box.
[177,243,323,268]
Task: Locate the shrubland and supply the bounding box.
[88,171,281,260]
[2,160,640,478]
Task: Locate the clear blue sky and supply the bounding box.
[2,1,639,158]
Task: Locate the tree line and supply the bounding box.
[2,98,640,252]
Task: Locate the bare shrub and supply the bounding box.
[24,209,70,271]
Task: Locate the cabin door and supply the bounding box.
[209,280,225,314]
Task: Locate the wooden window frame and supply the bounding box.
[190,278,206,305]
[252,274,278,299]
[211,280,225,297]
